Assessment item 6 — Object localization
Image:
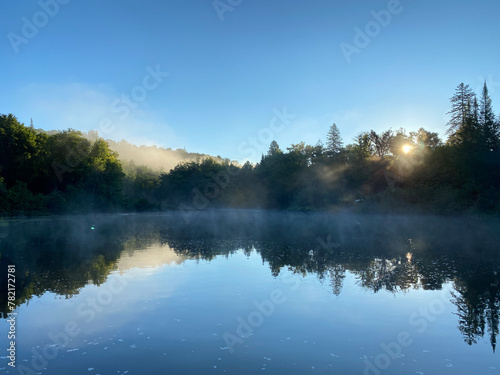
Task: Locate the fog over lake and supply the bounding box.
[1,210,499,375]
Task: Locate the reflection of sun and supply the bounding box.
[403,145,412,154]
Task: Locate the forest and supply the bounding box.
[1,82,499,215]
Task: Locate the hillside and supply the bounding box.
[35,128,233,172]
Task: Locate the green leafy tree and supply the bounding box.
[389,128,413,157]
[85,139,125,207]
[0,176,9,212]
[410,128,442,151]
[0,114,44,188]
[267,140,282,157]
[312,140,325,159]
[351,132,372,161]
[369,129,393,158]
[46,129,92,190]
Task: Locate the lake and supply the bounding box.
[0,210,499,374]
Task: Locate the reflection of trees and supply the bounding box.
[452,268,500,352]
[452,283,486,345]
[1,211,499,351]
[0,216,128,317]
[156,211,500,351]
[486,289,500,352]
[329,263,345,296]
[352,256,419,293]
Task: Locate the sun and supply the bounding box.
[402,145,412,154]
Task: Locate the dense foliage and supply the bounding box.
[1,82,499,215]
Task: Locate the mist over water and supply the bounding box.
[1,211,499,374]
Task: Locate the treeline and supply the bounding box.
[1,82,499,215]
[0,118,124,214]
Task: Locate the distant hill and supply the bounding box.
[103,138,232,172]
[36,128,233,172]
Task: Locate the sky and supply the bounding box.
[1,0,500,163]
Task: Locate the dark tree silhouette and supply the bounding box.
[446,83,476,137]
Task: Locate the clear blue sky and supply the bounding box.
[1,0,499,162]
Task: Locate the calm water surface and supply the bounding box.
[0,211,499,374]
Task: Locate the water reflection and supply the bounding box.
[1,211,499,352]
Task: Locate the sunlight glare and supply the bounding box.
[403,145,412,154]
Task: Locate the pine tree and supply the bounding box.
[267,140,282,156]
[447,83,476,137]
[472,96,479,126]
[479,81,499,150]
[480,81,495,126]
[326,123,343,154]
